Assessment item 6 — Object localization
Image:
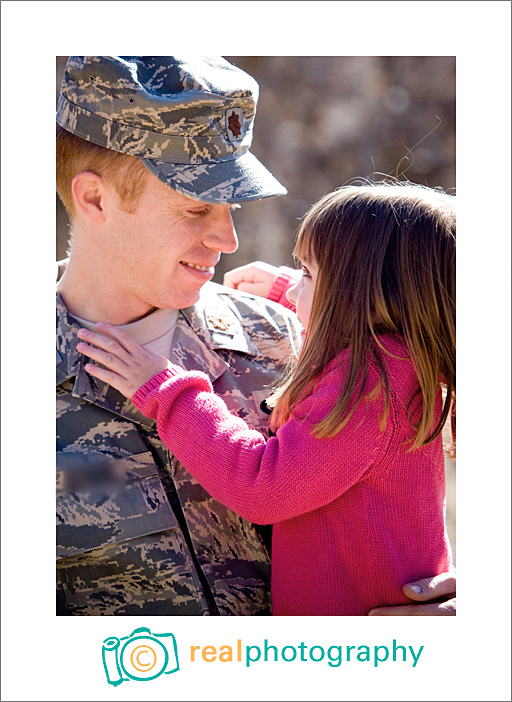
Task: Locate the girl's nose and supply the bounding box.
[286,280,300,304]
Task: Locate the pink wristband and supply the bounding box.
[267,267,300,310]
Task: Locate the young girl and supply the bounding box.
[77,182,455,616]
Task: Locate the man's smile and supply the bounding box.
[180,260,217,276]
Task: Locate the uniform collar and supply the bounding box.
[56,283,259,426]
[180,282,260,356]
[56,292,82,386]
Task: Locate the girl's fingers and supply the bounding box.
[84,362,131,397]
[95,322,144,355]
[76,323,167,399]
[77,341,128,375]
[76,327,131,362]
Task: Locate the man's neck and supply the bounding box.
[57,257,157,325]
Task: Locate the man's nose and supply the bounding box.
[204,208,239,254]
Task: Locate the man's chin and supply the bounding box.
[159,289,202,311]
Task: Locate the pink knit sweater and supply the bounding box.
[132,335,452,616]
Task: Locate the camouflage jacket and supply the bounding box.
[56,279,301,615]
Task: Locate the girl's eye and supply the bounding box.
[302,266,311,279]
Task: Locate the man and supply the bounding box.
[56,55,455,615]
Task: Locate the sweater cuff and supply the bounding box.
[132,366,184,410]
[267,267,300,310]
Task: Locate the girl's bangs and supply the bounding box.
[294,221,318,265]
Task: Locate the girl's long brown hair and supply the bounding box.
[269,182,456,449]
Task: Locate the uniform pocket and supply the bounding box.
[56,450,178,559]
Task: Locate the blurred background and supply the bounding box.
[56,55,455,563]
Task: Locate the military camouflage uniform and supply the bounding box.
[57,269,301,615]
[56,56,296,615]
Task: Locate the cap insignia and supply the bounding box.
[226,109,244,141]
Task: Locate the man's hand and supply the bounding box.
[223,261,280,298]
[77,323,171,399]
[368,572,456,615]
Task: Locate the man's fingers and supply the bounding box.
[368,598,456,616]
[403,571,456,602]
[366,572,456,616]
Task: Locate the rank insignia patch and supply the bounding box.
[225,108,244,141]
[207,314,232,332]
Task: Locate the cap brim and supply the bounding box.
[140,151,287,204]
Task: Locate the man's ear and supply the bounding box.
[71,172,108,223]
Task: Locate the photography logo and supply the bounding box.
[102,627,179,686]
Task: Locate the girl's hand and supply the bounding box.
[223,261,280,298]
[76,322,171,399]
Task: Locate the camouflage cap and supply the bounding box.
[56,56,287,204]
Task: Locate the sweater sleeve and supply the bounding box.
[266,266,301,311]
[132,365,384,524]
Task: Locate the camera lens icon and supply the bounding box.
[122,637,168,680]
[103,628,179,686]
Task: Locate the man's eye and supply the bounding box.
[188,208,210,217]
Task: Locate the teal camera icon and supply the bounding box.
[102,627,179,685]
